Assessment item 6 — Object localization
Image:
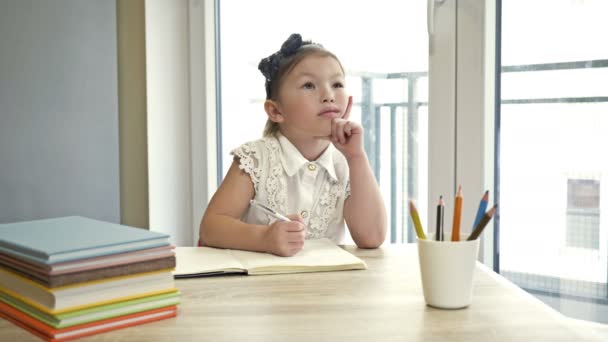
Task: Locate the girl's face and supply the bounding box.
[272,55,348,139]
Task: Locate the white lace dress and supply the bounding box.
[231,133,351,243]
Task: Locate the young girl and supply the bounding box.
[200,33,386,256]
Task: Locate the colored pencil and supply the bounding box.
[436,196,445,241]
[451,185,463,241]
[467,204,497,241]
[472,190,489,229]
[409,200,427,240]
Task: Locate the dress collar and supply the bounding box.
[276,134,338,182]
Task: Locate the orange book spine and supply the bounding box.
[0,310,52,341]
[0,300,177,342]
[58,307,177,341]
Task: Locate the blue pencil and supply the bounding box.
[472,190,489,229]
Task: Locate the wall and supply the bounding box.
[0,0,215,245]
[117,0,149,229]
[0,0,120,223]
[145,0,194,245]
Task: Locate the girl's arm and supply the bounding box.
[328,97,386,247]
[200,159,305,256]
[343,155,387,248]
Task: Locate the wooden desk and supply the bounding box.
[1,244,606,341]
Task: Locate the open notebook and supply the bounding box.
[173,238,366,277]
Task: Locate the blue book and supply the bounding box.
[0,216,170,265]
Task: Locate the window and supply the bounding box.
[217,0,437,243]
[498,0,608,324]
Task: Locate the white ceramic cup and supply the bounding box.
[417,233,480,309]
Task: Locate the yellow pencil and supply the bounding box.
[409,200,427,240]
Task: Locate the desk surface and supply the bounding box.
[1,244,606,341]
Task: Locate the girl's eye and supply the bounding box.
[333,82,344,88]
[302,82,315,89]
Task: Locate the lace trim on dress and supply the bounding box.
[264,137,288,222]
[307,177,342,239]
[231,141,261,193]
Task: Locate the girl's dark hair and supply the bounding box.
[258,34,344,136]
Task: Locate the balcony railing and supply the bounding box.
[355,59,608,245]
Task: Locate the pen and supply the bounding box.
[436,196,444,241]
[467,204,497,241]
[472,190,489,229]
[249,200,291,222]
[409,200,427,240]
[451,185,463,241]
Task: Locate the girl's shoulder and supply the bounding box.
[230,135,281,161]
[229,136,281,192]
[232,135,279,151]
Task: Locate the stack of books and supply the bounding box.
[0,216,180,341]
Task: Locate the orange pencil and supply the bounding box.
[451,185,463,241]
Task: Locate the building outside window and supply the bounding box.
[565,178,600,250]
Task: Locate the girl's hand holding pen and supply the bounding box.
[263,214,306,257]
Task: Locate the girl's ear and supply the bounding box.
[264,99,284,123]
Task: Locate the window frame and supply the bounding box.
[192,0,496,267]
[453,0,497,268]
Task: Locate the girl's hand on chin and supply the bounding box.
[326,96,366,161]
[329,118,365,161]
